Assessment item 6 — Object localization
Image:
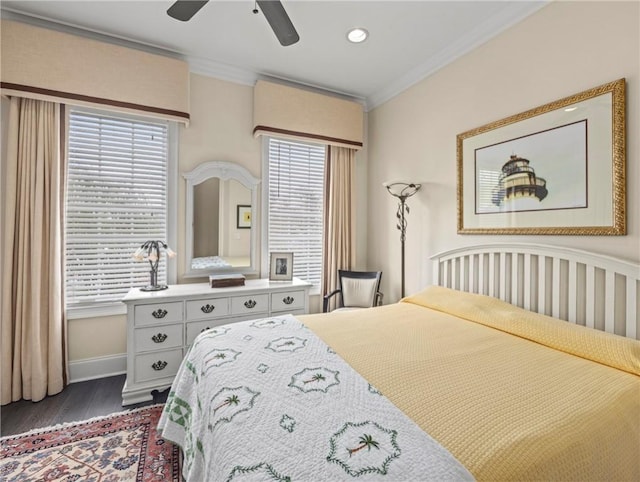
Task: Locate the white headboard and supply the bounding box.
[431,244,639,340]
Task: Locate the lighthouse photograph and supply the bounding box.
[474,120,587,215]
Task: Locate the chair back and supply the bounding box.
[338,270,382,308]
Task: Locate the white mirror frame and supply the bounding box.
[183,161,261,278]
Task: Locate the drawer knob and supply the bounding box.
[201,304,215,314]
[152,360,167,371]
[152,309,168,319]
[244,299,257,309]
[151,333,167,343]
[283,296,295,305]
[200,327,211,333]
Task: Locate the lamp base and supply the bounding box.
[140,284,169,292]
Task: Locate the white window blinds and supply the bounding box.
[65,109,169,307]
[267,138,326,288]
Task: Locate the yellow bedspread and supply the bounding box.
[301,286,640,481]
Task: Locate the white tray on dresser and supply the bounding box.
[121,277,312,405]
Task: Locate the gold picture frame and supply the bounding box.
[457,78,626,235]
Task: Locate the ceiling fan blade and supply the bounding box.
[256,0,300,46]
[167,0,209,22]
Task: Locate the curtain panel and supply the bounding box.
[1,97,66,404]
[322,146,356,310]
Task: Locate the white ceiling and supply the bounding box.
[1,1,547,109]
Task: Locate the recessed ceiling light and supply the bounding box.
[564,106,578,112]
[347,27,369,43]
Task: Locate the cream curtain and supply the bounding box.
[1,97,66,405]
[322,146,355,311]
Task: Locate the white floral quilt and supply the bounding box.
[191,255,231,270]
[158,314,474,481]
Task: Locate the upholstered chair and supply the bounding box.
[323,270,383,312]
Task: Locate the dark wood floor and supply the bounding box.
[1,374,167,437]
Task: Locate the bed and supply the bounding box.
[191,255,252,270]
[191,255,232,270]
[159,244,639,481]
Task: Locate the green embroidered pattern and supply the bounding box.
[185,360,199,383]
[208,386,260,431]
[289,367,340,393]
[327,421,401,477]
[251,317,286,328]
[168,396,193,429]
[257,363,269,373]
[193,326,230,349]
[226,462,291,482]
[279,414,296,433]
[368,384,382,395]
[203,348,240,372]
[266,336,307,353]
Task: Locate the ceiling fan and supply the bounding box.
[166,0,300,46]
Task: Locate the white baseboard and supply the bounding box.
[68,353,127,383]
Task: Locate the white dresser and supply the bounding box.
[121,278,312,405]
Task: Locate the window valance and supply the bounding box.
[253,80,363,149]
[0,20,190,124]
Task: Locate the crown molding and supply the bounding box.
[366,1,550,110]
[187,56,258,86]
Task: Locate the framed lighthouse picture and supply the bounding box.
[457,78,625,235]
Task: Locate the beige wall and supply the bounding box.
[367,1,640,303]
[177,75,262,282]
[220,179,251,258]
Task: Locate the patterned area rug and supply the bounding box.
[0,404,180,481]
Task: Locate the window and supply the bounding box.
[265,138,326,290]
[65,108,175,316]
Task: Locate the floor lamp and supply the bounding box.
[383,181,422,298]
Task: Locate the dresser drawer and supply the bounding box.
[186,318,233,346]
[186,298,230,321]
[135,348,183,383]
[271,290,306,312]
[272,308,306,318]
[134,302,182,326]
[135,324,183,353]
[230,293,269,315]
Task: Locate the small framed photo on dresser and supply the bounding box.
[269,252,293,281]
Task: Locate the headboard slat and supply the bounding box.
[568,261,578,323]
[551,258,561,319]
[537,255,547,317]
[512,253,520,306]
[626,278,637,339]
[605,271,616,334]
[478,253,486,295]
[585,266,596,329]
[499,252,507,301]
[524,254,532,311]
[469,254,476,294]
[489,253,500,298]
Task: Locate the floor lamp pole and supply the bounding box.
[384,182,422,300]
[399,197,407,298]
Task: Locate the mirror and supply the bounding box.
[183,161,260,277]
